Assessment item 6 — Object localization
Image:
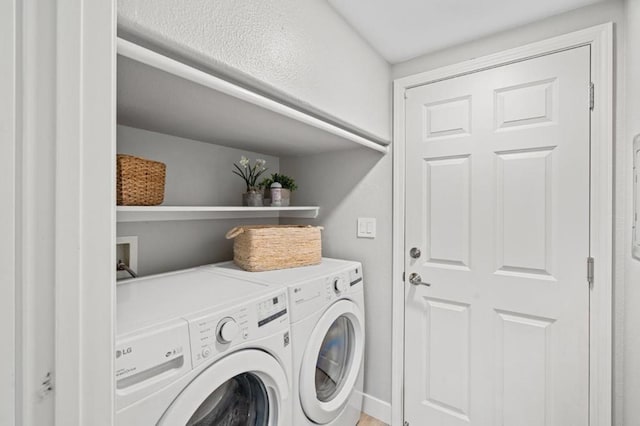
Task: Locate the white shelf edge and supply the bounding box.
[116,206,320,222]
[117,38,389,155]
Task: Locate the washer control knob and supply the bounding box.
[334,277,348,294]
[217,318,240,344]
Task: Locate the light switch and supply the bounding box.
[357,218,376,239]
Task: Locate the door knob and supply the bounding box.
[409,273,430,287]
[410,247,421,259]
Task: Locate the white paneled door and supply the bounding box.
[404,46,591,426]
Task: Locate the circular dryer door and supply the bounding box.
[299,299,365,424]
[160,350,289,426]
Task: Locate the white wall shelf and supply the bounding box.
[116,206,319,222]
[117,38,389,157]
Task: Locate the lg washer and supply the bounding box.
[116,267,292,426]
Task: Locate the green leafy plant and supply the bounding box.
[233,156,268,191]
[259,173,298,192]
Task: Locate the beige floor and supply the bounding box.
[358,413,388,426]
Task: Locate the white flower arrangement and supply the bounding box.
[233,156,268,192]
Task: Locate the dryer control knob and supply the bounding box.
[217,318,240,344]
[334,277,348,294]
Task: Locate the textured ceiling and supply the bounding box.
[328,0,609,63]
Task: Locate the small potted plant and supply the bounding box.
[233,156,268,206]
[259,173,298,206]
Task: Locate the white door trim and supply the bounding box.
[54,1,116,424]
[392,23,613,426]
[0,0,17,423]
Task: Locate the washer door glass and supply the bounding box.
[186,372,269,426]
[315,315,355,402]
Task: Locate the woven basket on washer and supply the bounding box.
[225,225,323,272]
[116,154,166,206]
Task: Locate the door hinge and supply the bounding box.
[587,257,594,287]
[589,82,595,111]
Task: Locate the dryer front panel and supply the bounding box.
[299,299,365,424]
[316,315,354,402]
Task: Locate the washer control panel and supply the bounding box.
[189,306,249,366]
[257,293,287,327]
[216,317,241,344]
[186,291,287,368]
[115,319,191,392]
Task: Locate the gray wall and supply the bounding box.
[624,0,640,424]
[393,1,628,423]
[117,0,391,143]
[280,149,392,404]
[117,125,280,276]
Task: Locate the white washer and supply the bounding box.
[116,268,292,426]
[206,259,365,426]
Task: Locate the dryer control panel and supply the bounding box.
[288,264,363,322]
[324,265,363,299]
[186,291,288,368]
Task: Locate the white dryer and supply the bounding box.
[116,268,292,426]
[206,259,365,426]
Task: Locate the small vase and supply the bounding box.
[242,191,263,207]
[281,189,291,207]
[265,188,291,206]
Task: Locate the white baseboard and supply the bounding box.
[358,391,391,424]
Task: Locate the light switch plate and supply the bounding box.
[357,217,376,239]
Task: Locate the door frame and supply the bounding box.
[391,23,613,426]
[54,0,116,424]
[0,0,17,423]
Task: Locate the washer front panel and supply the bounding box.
[160,349,289,426]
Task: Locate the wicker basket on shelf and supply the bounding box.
[116,154,166,206]
[225,225,323,272]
